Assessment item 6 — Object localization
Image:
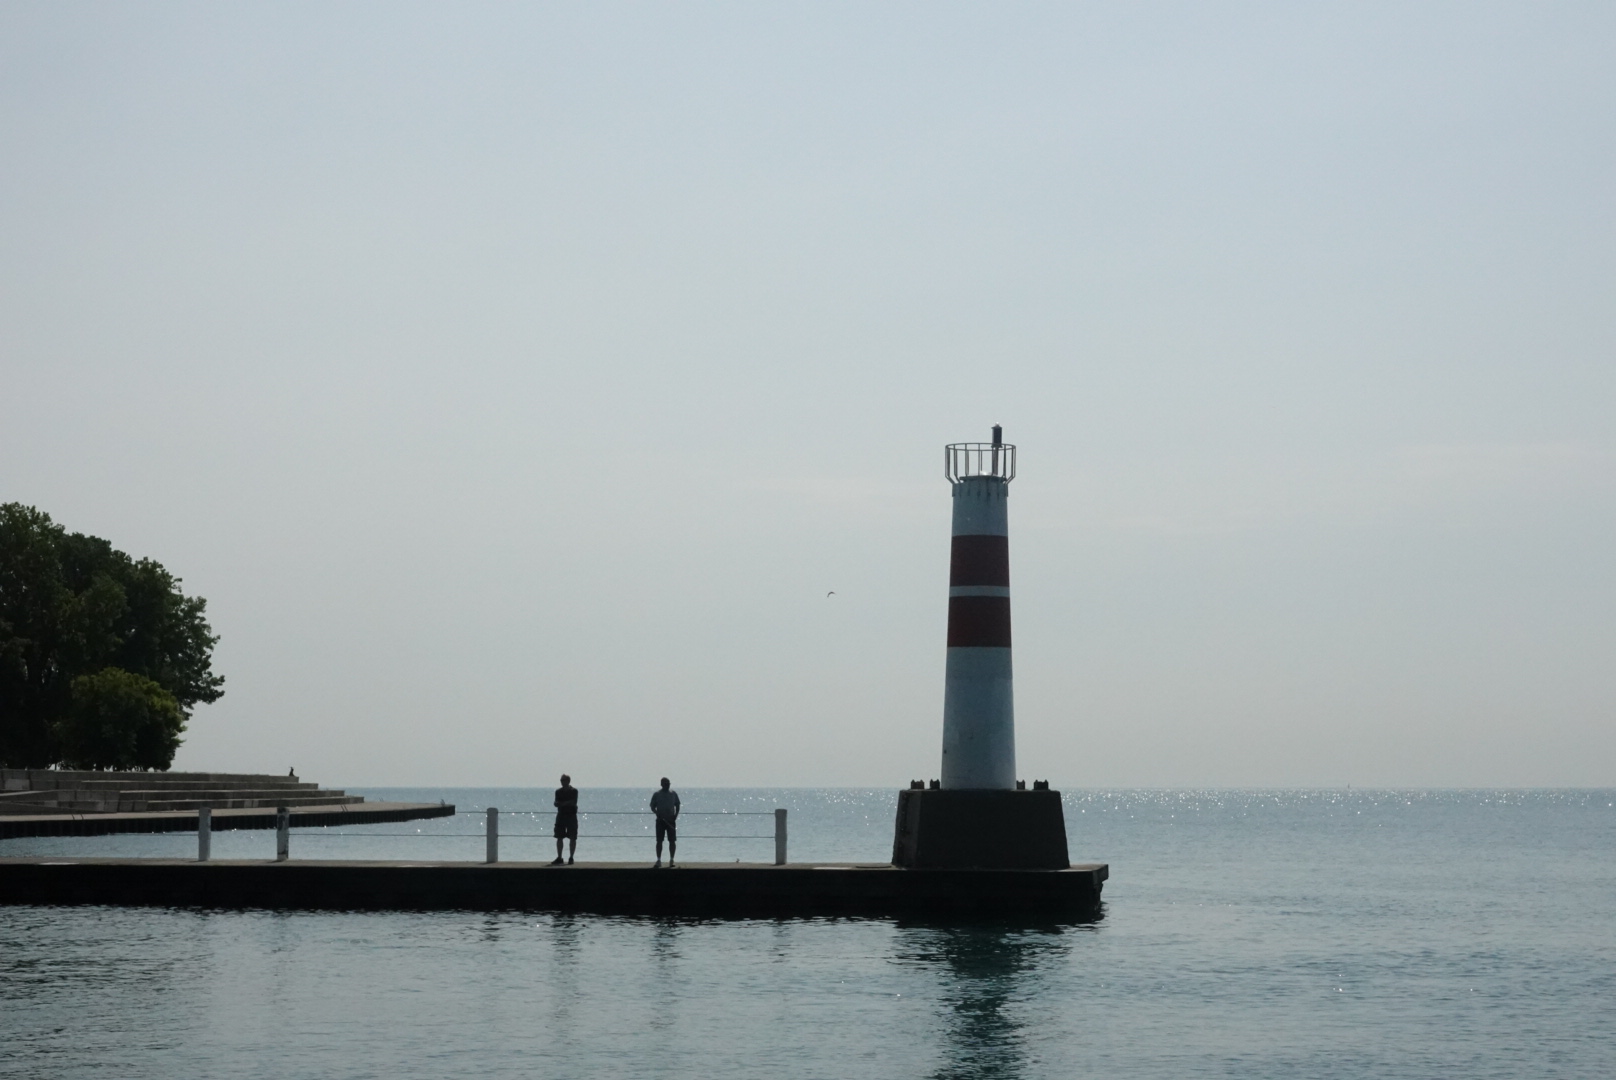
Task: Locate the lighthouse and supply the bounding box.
[940,423,1017,789]
[891,425,1070,870]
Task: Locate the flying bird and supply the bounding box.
[826,591,836,597]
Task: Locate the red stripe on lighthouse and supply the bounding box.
[949,535,1010,587]
[947,596,1012,648]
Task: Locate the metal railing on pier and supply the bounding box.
[204,806,789,866]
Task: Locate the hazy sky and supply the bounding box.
[3,3,1612,787]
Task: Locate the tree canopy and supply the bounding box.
[0,503,224,769]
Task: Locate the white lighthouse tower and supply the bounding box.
[940,424,1017,789]
[891,425,1070,870]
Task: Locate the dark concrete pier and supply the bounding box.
[0,857,1107,917]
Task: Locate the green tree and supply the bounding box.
[55,668,186,770]
[0,503,223,769]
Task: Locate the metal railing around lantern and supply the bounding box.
[945,442,1017,483]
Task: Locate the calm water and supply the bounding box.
[2,788,1613,1079]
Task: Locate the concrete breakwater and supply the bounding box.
[1,768,361,815]
[0,857,1107,917]
[0,768,454,838]
[0,801,455,839]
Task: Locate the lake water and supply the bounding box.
[2,788,1613,1079]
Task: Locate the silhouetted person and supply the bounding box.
[551,774,578,865]
[650,777,680,868]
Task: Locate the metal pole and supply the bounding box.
[486,807,499,864]
[275,806,289,862]
[197,806,211,862]
[774,808,787,866]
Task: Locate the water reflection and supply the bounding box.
[648,918,684,1037]
[900,921,1079,1080]
[550,913,582,1031]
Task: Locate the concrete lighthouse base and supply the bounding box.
[891,789,1070,870]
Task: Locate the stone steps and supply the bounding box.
[68,780,322,792]
[3,769,311,789]
[0,795,79,816]
[0,769,365,815]
[115,788,348,801]
[1,795,363,814]
[136,795,364,812]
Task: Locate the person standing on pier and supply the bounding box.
[650,777,680,868]
[552,774,579,866]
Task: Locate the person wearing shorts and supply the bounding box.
[552,774,578,865]
[650,777,680,868]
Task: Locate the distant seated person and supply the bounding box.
[650,777,680,868]
[551,774,578,866]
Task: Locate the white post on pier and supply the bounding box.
[197,806,212,862]
[774,808,787,866]
[486,807,499,864]
[275,806,290,862]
